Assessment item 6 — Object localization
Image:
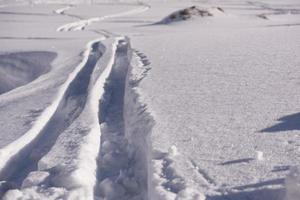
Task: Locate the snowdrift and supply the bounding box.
[158,6,225,24]
[0,52,56,95]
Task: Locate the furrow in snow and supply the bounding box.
[1,38,122,200]
[94,38,154,200]
[64,37,121,200]
[0,38,104,195]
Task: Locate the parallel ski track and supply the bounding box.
[56,3,150,32]
[0,38,104,191]
[0,2,152,198]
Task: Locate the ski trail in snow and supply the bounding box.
[64,37,121,200]
[0,38,104,190]
[54,4,82,20]
[56,3,150,32]
[53,5,73,15]
[92,39,154,199]
[95,38,131,199]
[0,38,124,199]
[57,17,99,32]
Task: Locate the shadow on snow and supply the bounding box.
[260,112,300,133]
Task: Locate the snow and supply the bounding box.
[0,38,97,177]
[53,5,72,14]
[0,51,56,94]
[256,151,264,161]
[56,3,150,32]
[285,167,300,200]
[69,37,119,199]
[0,0,300,199]
[21,171,50,188]
[158,6,226,24]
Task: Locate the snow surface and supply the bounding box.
[0,0,300,199]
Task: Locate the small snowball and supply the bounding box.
[256,151,264,161]
[168,145,179,157]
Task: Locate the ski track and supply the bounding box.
[0,38,104,195]
[54,4,83,20]
[95,38,132,199]
[68,37,121,200]
[1,1,300,200]
[92,38,154,199]
[54,6,153,198]
[54,5,73,15]
[0,2,154,199]
[247,1,300,18]
[56,3,150,32]
[0,36,153,200]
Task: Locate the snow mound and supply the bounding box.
[158,6,225,24]
[0,51,56,95]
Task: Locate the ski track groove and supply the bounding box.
[95,38,130,198]
[93,39,154,199]
[0,38,104,195]
[70,37,121,200]
[56,3,150,32]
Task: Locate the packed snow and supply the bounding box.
[0,0,299,199]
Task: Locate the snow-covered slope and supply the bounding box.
[0,0,299,199]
